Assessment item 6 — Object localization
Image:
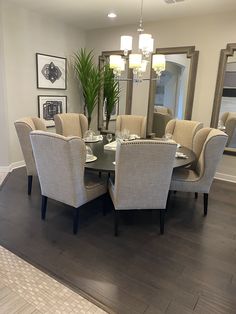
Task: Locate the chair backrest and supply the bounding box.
[224,113,236,147]
[152,112,172,138]
[165,119,203,150]
[30,131,87,208]
[54,113,88,137]
[154,105,173,116]
[193,128,228,191]
[116,115,147,138]
[220,112,229,125]
[14,117,46,175]
[113,140,177,209]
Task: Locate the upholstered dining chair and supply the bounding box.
[30,131,107,234]
[153,106,173,138]
[14,117,47,195]
[165,119,203,150]
[170,128,228,216]
[108,140,177,236]
[54,113,88,137]
[116,115,147,138]
[220,112,236,147]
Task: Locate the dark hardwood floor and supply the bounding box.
[0,167,236,314]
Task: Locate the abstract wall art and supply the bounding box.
[36,53,67,89]
[38,95,67,127]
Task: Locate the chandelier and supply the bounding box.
[109,0,166,80]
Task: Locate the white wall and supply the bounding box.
[86,12,236,179]
[0,2,10,168]
[0,1,86,166]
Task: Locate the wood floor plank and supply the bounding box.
[0,168,236,313]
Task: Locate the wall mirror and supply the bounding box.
[147,46,199,137]
[98,51,133,133]
[211,43,236,156]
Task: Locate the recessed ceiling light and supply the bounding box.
[108,12,117,18]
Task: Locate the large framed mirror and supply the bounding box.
[147,46,199,137]
[98,51,133,133]
[211,43,236,156]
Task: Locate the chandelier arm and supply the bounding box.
[140,0,143,24]
[138,0,144,33]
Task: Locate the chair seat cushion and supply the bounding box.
[85,172,107,202]
[170,168,203,192]
[172,168,199,182]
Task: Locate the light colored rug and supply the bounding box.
[0,245,107,313]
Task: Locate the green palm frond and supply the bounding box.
[103,64,120,116]
[73,49,102,127]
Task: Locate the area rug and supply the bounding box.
[0,245,107,313]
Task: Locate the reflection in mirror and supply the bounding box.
[98,51,133,133]
[211,43,236,155]
[218,56,236,148]
[147,46,199,137]
[155,55,190,119]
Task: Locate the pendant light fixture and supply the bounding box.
[109,0,166,80]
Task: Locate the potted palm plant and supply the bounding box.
[73,49,101,128]
[103,64,120,130]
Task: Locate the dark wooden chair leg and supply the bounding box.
[41,195,48,220]
[195,192,198,199]
[73,207,80,234]
[160,209,165,235]
[114,210,119,237]
[28,175,33,195]
[204,193,208,216]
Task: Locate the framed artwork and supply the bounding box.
[103,98,119,121]
[36,53,67,89]
[38,95,67,127]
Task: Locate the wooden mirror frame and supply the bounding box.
[97,50,133,132]
[147,46,199,135]
[211,43,236,156]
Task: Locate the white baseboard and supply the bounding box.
[214,172,236,183]
[0,160,25,173]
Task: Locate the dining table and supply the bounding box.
[85,138,196,173]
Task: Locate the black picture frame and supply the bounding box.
[38,95,67,128]
[36,53,67,90]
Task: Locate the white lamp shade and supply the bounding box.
[139,34,154,52]
[109,55,122,69]
[119,58,126,71]
[147,38,154,53]
[140,60,148,72]
[120,36,132,51]
[129,54,142,69]
[152,54,166,72]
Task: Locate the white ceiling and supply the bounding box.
[7,0,236,30]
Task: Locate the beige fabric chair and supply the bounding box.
[220,112,236,147]
[153,106,173,138]
[14,117,47,195]
[165,119,203,150]
[154,105,173,116]
[116,115,147,138]
[108,140,177,235]
[54,113,88,137]
[170,128,228,216]
[30,131,107,234]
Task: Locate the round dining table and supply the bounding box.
[85,139,196,173]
